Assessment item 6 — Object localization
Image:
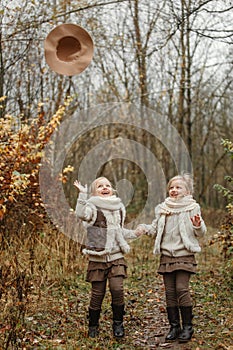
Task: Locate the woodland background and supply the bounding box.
[0,0,232,349]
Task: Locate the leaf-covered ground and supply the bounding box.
[0,234,232,349]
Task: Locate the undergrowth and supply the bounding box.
[0,225,232,349]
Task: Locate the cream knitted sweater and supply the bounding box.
[143,195,206,257]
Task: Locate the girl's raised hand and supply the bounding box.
[74,180,88,193]
[191,214,201,227]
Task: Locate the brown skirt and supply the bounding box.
[158,254,197,275]
[86,258,128,282]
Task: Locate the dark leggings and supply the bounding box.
[90,276,124,310]
[163,270,192,307]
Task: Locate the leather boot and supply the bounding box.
[178,306,194,342]
[165,306,181,341]
[112,304,125,338]
[88,308,101,338]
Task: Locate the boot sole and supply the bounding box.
[178,333,194,343]
[179,339,191,343]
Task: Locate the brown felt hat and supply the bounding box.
[44,23,94,76]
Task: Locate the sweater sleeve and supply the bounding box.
[139,205,160,237]
[75,192,94,222]
[145,205,160,237]
[122,228,139,240]
[147,218,159,237]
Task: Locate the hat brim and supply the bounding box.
[44,24,94,76]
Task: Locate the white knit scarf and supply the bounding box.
[153,195,201,254]
[158,195,197,214]
[82,195,130,256]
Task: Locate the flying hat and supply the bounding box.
[44,23,94,76]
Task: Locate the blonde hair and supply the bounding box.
[90,177,114,195]
[167,173,194,194]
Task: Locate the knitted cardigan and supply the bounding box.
[76,193,136,256]
[144,195,206,256]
